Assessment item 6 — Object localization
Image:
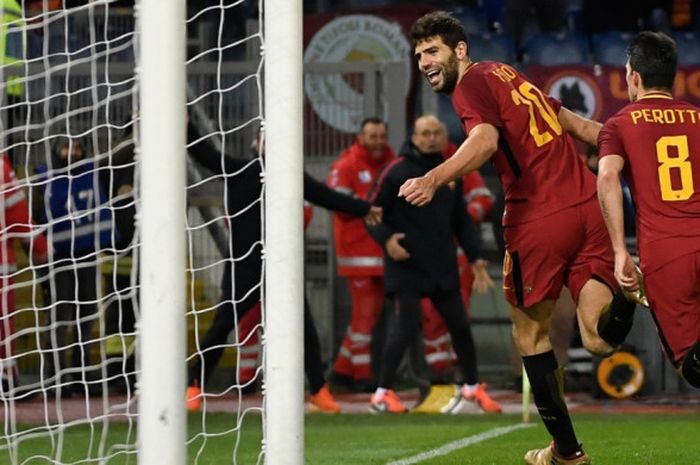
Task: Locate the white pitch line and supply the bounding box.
[385,423,535,465]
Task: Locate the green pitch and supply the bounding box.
[6,413,700,464]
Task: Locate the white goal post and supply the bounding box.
[262,0,304,463]
[0,0,304,464]
[137,0,186,464]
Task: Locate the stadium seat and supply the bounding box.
[469,32,517,65]
[448,5,489,35]
[592,31,634,66]
[673,31,700,66]
[523,32,590,65]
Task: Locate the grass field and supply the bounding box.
[5,412,700,464]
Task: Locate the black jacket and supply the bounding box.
[187,124,371,300]
[367,142,482,295]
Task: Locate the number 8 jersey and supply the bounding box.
[452,61,596,227]
[598,92,700,275]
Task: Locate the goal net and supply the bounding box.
[0,1,303,464]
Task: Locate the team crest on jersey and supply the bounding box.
[544,71,602,120]
[358,170,372,183]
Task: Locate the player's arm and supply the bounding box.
[558,107,602,146]
[597,154,638,290]
[398,123,498,206]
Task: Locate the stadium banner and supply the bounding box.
[302,6,429,137]
[527,65,700,123]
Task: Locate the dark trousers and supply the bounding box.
[42,258,99,385]
[188,293,326,395]
[378,289,479,388]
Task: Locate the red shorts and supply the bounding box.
[644,250,700,365]
[502,198,616,308]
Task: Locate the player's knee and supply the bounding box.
[679,342,700,388]
[512,324,549,356]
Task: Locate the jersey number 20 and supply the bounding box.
[511,82,562,147]
[656,135,695,201]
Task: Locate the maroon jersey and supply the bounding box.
[598,93,700,273]
[452,61,596,226]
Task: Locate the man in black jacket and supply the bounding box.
[366,114,501,413]
[185,124,381,413]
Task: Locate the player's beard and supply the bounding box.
[435,53,460,94]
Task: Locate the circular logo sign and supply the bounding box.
[544,71,602,120]
[304,15,411,133]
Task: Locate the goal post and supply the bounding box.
[263,0,305,464]
[0,0,305,463]
[137,0,187,464]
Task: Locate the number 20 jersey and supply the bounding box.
[452,61,596,227]
[598,94,700,274]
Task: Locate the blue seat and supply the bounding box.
[524,32,589,65]
[673,31,700,66]
[469,33,517,65]
[448,5,489,35]
[592,31,634,66]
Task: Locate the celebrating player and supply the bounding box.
[597,31,700,390]
[402,11,644,465]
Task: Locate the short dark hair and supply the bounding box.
[360,117,385,131]
[627,31,677,91]
[410,10,468,51]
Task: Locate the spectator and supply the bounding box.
[326,117,394,392]
[100,131,138,394]
[35,137,116,396]
[184,123,381,413]
[419,119,495,382]
[0,153,47,394]
[366,114,501,414]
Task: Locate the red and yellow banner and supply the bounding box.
[527,65,700,123]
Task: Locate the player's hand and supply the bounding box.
[386,232,410,261]
[471,259,494,294]
[364,206,382,226]
[614,250,639,291]
[398,174,437,206]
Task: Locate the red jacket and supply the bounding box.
[0,154,48,275]
[327,140,394,277]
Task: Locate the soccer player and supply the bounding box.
[402,11,641,465]
[597,31,700,390]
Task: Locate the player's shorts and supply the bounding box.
[502,197,616,308]
[644,249,700,366]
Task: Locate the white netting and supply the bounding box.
[0,1,266,463]
[184,1,266,464]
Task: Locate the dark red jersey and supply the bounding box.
[451,61,596,226]
[598,93,700,273]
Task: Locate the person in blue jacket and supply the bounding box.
[35,137,117,396]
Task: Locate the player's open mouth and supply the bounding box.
[426,69,441,85]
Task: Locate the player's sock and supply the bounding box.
[680,341,700,388]
[596,291,636,348]
[522,351,579,458]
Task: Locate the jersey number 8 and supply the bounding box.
[656,135,695,201]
